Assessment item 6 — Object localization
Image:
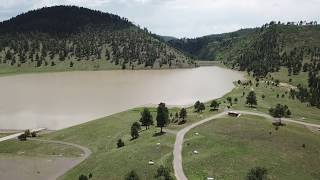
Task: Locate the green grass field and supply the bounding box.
[270,67,309,87]
[0,59,120,77]
[183,115,320,180]
[214,73,320,125]
[41,108,178,180]
[0,139,83,157]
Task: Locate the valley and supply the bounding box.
[0,4,319,180]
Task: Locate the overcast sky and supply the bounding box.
[0,0,319,38]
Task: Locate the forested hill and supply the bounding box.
[0,6,194,74]
[168,28,256,60]
[169,22,320,76]
[170,21,320,108]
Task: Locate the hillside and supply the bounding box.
[170,22,320,108]
[0,6,194,74]
[169,23,320,74]
[168,28,256,60]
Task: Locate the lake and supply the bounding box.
[0,66,243,130]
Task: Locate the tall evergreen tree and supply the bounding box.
[179,108,187,121]
[156,103,169,133]
[246,91,257,107]
[140,108,153,130]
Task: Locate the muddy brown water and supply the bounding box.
[0,67,243,130]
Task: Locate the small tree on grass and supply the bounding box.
[131,122,141,139]
[246,91,257,108]
[156,103,169,133]
[269,104,291,124]
[210,100,219,110]
[125,170,140,180]
[194,101,200,112]
[140,108,153,130]
[18,133,27,141]
[199,103,205,113]
[179,108,187,121]
[25,129,31,137]
[79,174,88,180]
[31,132,37,137]
[175,112,179,120]
[234,97,238,104]
[246,167,268,180]
[195,101,205,112]
[70,61,74,68]
[227,97,233,106]
[155,165,173,180]
[117,139,125,148]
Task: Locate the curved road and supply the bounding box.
[173,110,320,180]
[30,139,92,180]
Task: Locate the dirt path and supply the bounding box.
[172,110,320,180]
[235,110,320,128]
[173,112,226,180]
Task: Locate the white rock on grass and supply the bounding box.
[193,150,199,154]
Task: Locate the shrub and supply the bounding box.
[31,132,37,137]
[117,139,125,148]
[18,133,27,141]
[155,165,173,180]
[24,129,31,137]
[88,173,93,179]
[125,170,140,180]
[246,167,268,180]
[79,174,88,180]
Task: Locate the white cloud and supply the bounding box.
[0,0,319,38]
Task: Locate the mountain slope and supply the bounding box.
[168,28,256,60]
[170,22,320,107]
[0,6,194,74]
[169,23,320,75]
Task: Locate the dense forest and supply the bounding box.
[0,6,194,73]
[168,28,256,60]
[170,21,320,108]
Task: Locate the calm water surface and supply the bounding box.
[0,67,243,130]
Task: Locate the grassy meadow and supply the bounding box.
[183,115,320,180]
[270,67,309,87]
[0,139,83,157]
[0,58,120,77]
[214,71,320,125]
[42,108,176,180]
